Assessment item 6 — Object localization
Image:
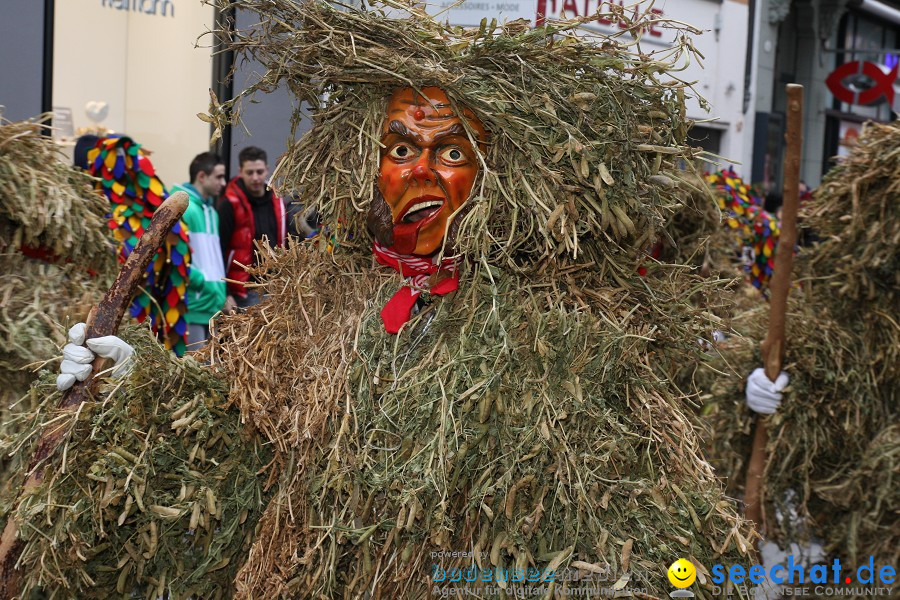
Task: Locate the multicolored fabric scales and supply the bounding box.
[87,136,191,355]
[705,167,781,296]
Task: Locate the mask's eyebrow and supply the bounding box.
[430,123,469,144]
[385,120,423,143]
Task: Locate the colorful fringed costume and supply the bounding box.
[705,168,780,295]
[87,137,191,355]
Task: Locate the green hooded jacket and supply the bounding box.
[172,183,227,325]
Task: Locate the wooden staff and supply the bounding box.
[0,192,189,599]
[744,85,804,534]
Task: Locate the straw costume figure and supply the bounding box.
[1,2,756,597]
[0,117,116,477]
[706,121,899,566]
[0,118,115,396]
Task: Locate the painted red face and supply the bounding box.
[378,87,486,255]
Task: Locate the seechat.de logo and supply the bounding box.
[668,559,696,598]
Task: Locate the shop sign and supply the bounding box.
[825,60,898,105]
[101,0,174,17]
[428,0,668,45]
[536,0,665,42]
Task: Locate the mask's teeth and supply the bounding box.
[403,200,443,222]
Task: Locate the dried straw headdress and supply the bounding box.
[209,0,708,272]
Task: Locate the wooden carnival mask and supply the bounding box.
[368,87,487,256]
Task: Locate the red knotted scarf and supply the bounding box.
[373,242,459,334]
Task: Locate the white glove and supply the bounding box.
[56,323,134,391]
[745,367,789,415]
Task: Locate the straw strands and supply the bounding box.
[0,328,272,598]
[704,121,899,565]
[0,116,112,264]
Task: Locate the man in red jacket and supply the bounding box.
[218,146,287,310]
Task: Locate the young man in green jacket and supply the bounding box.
[171,152,227,349]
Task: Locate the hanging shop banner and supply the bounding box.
[426,0,670,47]
[100,0,175,17]
[826,60,899,106]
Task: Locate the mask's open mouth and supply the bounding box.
[400,196,445,224]
[390,194,448,254]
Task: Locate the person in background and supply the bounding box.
[218,146,286,310]
[72,134,100,170]
[171,152,227,349]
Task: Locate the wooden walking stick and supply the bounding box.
[0,192,189,599]
[744,84,804,535]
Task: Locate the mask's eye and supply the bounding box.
[388,144,415,160]
[438,146,468,166]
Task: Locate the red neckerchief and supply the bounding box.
[373,241,459,334]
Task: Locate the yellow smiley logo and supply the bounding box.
[667,558,697,588]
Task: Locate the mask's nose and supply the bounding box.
[410,157,434,186]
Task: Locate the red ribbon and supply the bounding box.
[373,242,459,334]
[637,241,663,277]
[20,243,99,277]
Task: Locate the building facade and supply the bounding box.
[751,0,900,189]
[3,0,897,191]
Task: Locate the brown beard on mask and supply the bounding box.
[366,188,394,247]
[445,202,471,254]
[367,186,472,256]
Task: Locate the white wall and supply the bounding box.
[53,0,213,185]
[658,0,750,169]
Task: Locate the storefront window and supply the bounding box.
[823,10,900,168]
[831,11,899,124]
[52,0,214,185]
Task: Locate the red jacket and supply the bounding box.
[221,178,286,298]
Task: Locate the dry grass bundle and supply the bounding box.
[0,115,112,264]
[208,0,707,271]
[805,121,899,352]
[0,259,102,372]
[0,258,104,462]
[661,172,745,284]
[0,327,272,599]
[207,244,755,599]
[704,122,899,565]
